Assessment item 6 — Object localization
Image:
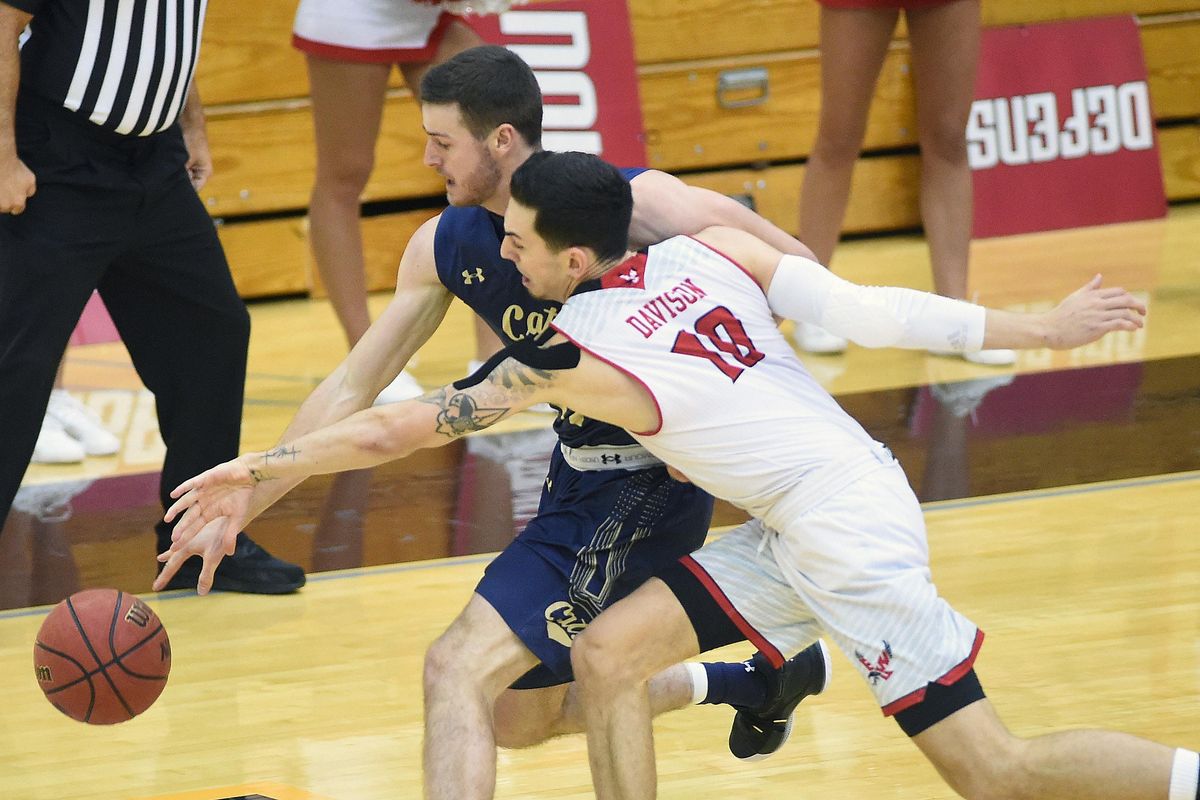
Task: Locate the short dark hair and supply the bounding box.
[420,45,543,148]
[509,151,633,264]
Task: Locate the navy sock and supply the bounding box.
[698,659,769,708]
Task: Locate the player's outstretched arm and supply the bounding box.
[627,169,817,260]
[693,225,1145,354]
[981,274,1146,350]
[238,216,454,526]
[154,357,557,594]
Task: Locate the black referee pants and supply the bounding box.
[0,96,250,538]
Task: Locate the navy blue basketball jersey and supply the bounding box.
[434,166,646,448]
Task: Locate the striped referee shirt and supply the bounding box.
[10,0,208,136]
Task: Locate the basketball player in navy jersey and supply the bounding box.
[155,46,830,799]
[160,151,1197,800]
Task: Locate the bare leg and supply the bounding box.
[572,579,702,800]
[493,663,696,748]
[914,697,1178,798]
[423,592,540,800]
[799,6,899,266]
[906,0,980,300]
[306,56,392,347]
[396,20,483,101]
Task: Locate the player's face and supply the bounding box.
[422,103,503,207]
[501,200,569,301]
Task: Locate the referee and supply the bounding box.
[0,0,304,594]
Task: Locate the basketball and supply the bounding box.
[33,588,172,724]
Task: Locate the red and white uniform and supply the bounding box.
[552,236,982,713]
[292,0,456,63]
[552,236,883,521]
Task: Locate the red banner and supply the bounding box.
[969,16,1166,238]
[466,1,647,167]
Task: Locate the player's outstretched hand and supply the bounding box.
[1044,275,1146,350]
[153,458,256,594]
[153,516,236,595]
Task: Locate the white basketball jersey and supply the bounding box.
[552,236,888,522]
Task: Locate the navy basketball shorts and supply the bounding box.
[475,446,714,689]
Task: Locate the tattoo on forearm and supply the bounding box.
[490,361,554,390]
[417,361,555,439]
[249,468,276,484]
[262,445,299,464]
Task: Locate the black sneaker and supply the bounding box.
[157,533,306,594]
[728,640,831,761]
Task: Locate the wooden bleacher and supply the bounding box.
[195,0,1200,300]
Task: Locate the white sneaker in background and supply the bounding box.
[31,415,86,464]
[793,322,848,355]
[373,369,426,406]
[46,390,120,456]
[12,478,95,522]
[963,348,1017,366]
[930,374,1016,419]
[929,348,1018,366]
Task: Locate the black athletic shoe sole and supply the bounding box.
[728,639,832,761]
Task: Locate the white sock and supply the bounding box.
[684,662,708,705]
[1169,749,1200,800]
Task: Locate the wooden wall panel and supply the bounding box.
[678,126,1196,238]
[197,0,1200,104]
[640,18,1200,175]
[197,0,405,105]
[218,217,309,298]
[219,209,441,299]
[640,48,915,172]
[308,210,442,298]
[630,0,816,65]
[1142,20,1200,119]
[684,155,920,237]
[630,0,1200,65]
[1160,125,1200,200]
[200,98,440,217]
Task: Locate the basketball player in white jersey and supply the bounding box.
[157,152,1197,800]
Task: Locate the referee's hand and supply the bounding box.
[0,155,36,215]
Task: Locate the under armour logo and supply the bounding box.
[462,268,485,284]
[600,454,622,464]
[618,268,639,283]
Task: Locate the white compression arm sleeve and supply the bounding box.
[765,255,987,352]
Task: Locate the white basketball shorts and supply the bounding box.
[685,460,982,715]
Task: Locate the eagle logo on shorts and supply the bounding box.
[855,640,894,684]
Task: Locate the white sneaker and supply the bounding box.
[373,369,425,406]
[930,348,1017,367]
[46,389,121,456]
[793,322,848,355]
[31,415,86,464]
[12,478,95,522]
[964,348,1017,366]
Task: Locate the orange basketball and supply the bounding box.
[34,588,171,724]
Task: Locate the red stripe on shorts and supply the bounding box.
[681,556,785,668]
[881,628,985,716]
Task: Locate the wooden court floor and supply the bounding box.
[1,206,1198,799]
